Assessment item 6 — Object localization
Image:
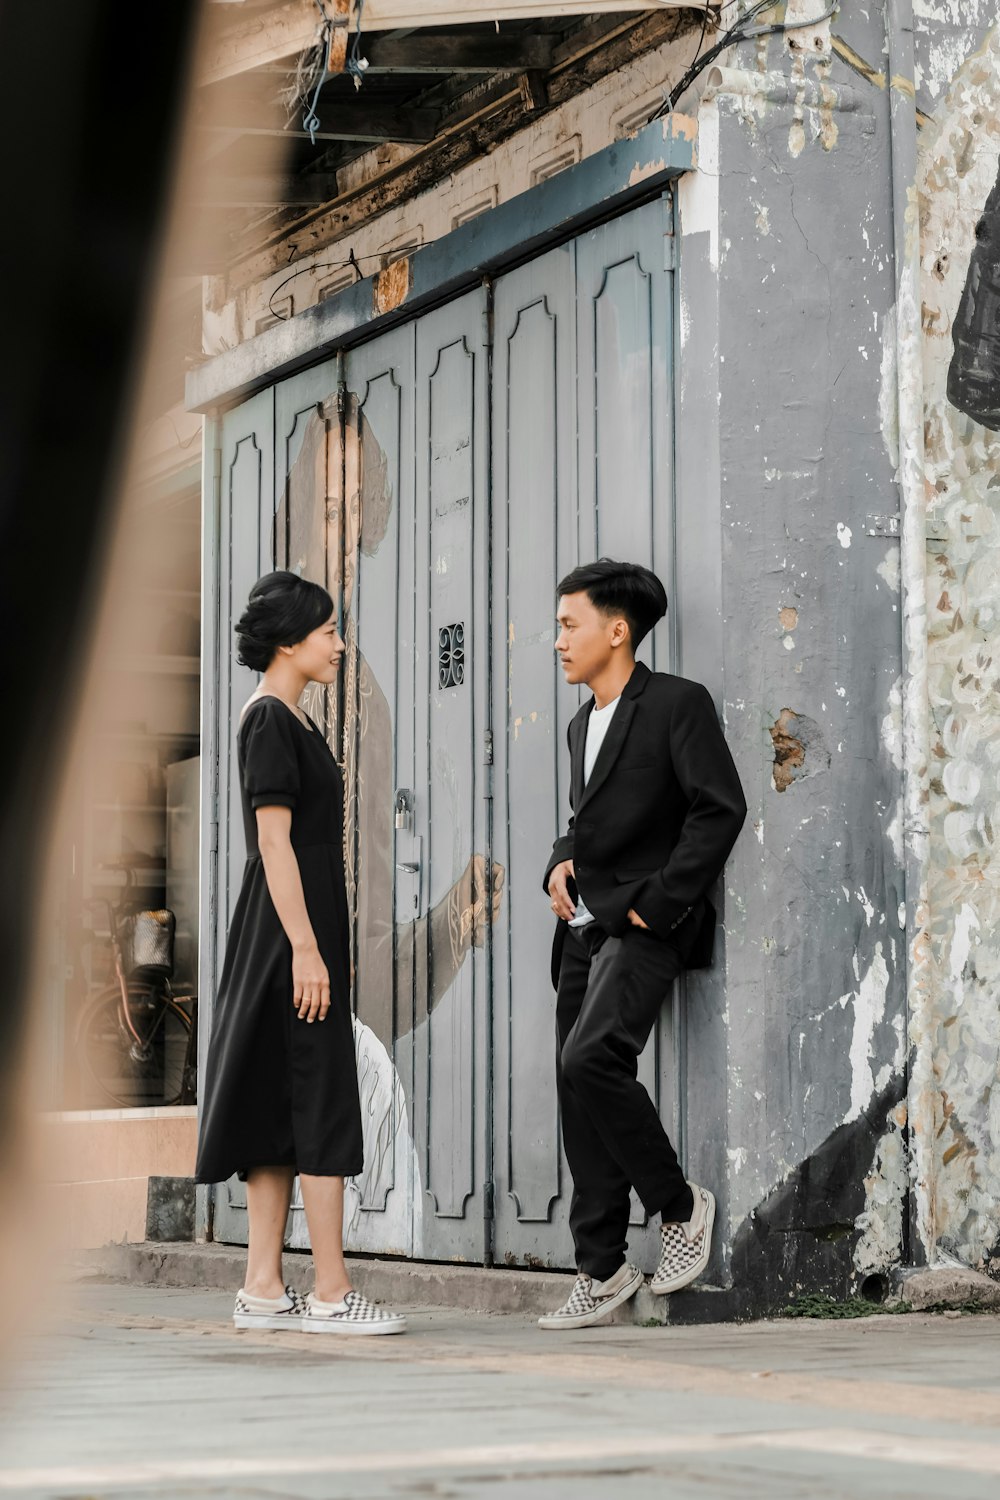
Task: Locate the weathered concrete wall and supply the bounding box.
[672,0,1000,1309]
[683,7,908,1304]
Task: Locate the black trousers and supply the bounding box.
[557,923,694,1281]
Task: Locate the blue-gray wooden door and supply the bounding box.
[206,196,677,1268]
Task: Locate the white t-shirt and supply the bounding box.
[569,695,621,928]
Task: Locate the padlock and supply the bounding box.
[394,789,412,831]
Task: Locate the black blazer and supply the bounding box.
[543,662,747,988]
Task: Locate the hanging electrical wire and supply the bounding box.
[346,0,369,90]
[302,0,334,145]
[654,1,840,118]
[266,251,384,322]
[299,0,371,144]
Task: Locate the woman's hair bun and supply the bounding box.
[235,571,334,672]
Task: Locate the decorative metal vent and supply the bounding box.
[438,622,465,689]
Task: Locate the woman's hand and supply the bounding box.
[292,943,331,1023]
[256,807,330,1023]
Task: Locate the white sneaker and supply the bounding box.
[537,1261,643,1330]
[233,1285,307,1330]
[301,1289,407,1336]
[650,1182,715,1295]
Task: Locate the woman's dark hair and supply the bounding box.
[556,558,667,650]
[235,571,335,672]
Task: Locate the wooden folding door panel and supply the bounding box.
[490,243,579,1267]
[491,196,678,1269]
[575,196,679,1267]
[339,325,418,1257]
[410,289,490,1262]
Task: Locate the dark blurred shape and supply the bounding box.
[0,2,200,1129]
[948,153,1000,431]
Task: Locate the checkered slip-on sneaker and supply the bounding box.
[537,1262,642,1330]
[233,1285,307,1330]
[650,1183,716,1296]
[301,1289,407,1336]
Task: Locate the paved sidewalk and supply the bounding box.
[2,1280,1000,1498]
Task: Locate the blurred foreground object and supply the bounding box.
[0,0,200,1335]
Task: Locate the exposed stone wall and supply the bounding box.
[918,23,1000,1275]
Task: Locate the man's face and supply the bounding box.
[555,592,627,686]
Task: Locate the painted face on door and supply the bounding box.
[555,591,629,688]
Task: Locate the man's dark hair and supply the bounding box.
[236,571,334,671]
[557,558,667,651]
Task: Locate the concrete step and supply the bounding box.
[79,1241,740,1324]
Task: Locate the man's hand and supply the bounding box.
[548,859,577,921]
[627,909,650,930]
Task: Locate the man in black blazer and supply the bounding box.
[537,560,746,1330]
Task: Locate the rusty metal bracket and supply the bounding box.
[866,514,901,538]
[326,0,351,73]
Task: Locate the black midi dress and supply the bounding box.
[195,696,363,1184]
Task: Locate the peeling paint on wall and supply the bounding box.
[373,255,411,316]
[770,707,831,792]
[840,942,894,1124]
[853,1103,908,1277]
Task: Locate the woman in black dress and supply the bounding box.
[196,571,405,1335]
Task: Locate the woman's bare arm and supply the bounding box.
[256,805,330,1023]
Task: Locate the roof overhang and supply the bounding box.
[200,2,711,86]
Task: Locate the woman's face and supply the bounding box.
[286,611,344,684]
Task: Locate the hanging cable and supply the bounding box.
[266,251,386,321]
[346,0,369,90]
[654,1,840,118]
[303,0,334,145]
[302,1,369,139]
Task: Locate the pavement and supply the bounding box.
[82,1241,725,1325]
[2,1279,1000,1498]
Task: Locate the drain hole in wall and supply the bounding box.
[859,1274,888,1304]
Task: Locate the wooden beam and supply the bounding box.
[197,2,644,85]
[198,2,705,86]
[361,1,699,24]
[199,1,321,88]
[195,174,342,208]
[198,105,440,143]
[361,33,555,73]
